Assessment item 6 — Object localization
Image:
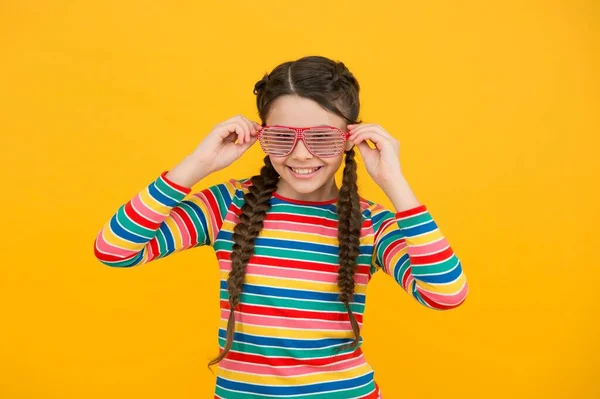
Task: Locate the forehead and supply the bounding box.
[266,95,346,129]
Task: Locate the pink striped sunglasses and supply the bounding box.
[257,125,350,158]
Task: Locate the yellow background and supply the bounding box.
[1,1,598,398]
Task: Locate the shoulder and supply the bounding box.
[358,195,393,217]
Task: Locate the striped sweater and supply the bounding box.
[94,171,468,398]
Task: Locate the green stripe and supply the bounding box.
[156,176,188,200]
[211,184,229,221]
[178,201,209,245]
[392,256,410,287]
[397,211,432,228]
[411,255,459,275]
[155,228,169,257]
[270,203,338,218]
[116,206,153,238]
[214,240,372,266]
[220,291,365,314]
[218,337,355,359]
[215,378,376,399]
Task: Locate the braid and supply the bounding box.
[336,148,363,352]
[208,156,279,367]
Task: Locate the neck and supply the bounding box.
[275,178,339,203]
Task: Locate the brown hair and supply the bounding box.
[208,56,363,367]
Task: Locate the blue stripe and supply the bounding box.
[371,209,394,228]
[219,231,371,256]
[110,211,146,244]
[158,223,175,253]
[215,183,234,220]
[217,371,373,395]
[400,219,437,237]
[393,253,410,282]
[148,182,179,207]
[414,260,462,283]
[269,197,338,210]
[219,281,366,304]
[184,200,211,245]
[218,329,349,349]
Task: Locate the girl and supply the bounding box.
[94,55,468,398]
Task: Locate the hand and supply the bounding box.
[167,115,261,188]
[347,123,403,190]
[191,114,261,175]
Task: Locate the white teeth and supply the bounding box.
[290,167,320,175]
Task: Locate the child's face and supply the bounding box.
[265,95,354,197]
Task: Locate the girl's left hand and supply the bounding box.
[347,123,403,190]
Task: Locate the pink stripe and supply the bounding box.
[221,310,361,330]
[170,209,192,248]
[196,192,219,241]
[417,281,468,306]
[382,240,407,272]
[221,263,370,285]
[95,228,139,258]
[131,194,165,223]
[408,237,449,256]
[374,218,396,242]
[219,354,367,376]
[262,220,339,237]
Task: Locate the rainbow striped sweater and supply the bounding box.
[94,171,468,398]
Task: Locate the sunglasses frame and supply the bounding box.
[256,125,350,158]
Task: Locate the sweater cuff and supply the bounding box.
[151,171,192,207]
[395,205,431,231]
[160,170,193,194]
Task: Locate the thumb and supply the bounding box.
[356,141,376,159]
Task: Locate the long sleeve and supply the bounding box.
[93,171,239,267]
[370,204,468,310]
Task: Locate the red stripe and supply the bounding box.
[419,291,455,310]
[360,382,381,398]
[124,201,161,229]
[409,246,454,265]
[395,205,427,218]
[265,213,373,230]
[161,170,192,193]
[266,213,339,228]
[380,239,406,266]
[201,190,222,230]
[216,252,371,275]
[148,238,159,261]
[222,301,363,323]
[401,267,411,290]
[171,207,198,245]
[226,347,362,367]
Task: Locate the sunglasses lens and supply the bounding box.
[260,127,296,156]
[304,128,345,157]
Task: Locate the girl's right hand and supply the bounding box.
[191,115,262,175]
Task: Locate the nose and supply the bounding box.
[290,139,313,160]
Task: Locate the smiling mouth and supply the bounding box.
[286,166,323,175]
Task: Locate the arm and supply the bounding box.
[371,204,468,310]
[93,171,238,267]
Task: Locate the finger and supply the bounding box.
[349,125,391,142]
[237,115,254,142]
[351,130,395,151]
[220,121,248,144]
[251,121,262,135]
[235,133,258,154]
[356,141,377,159]
[347,123,378,133]
[348,124,388,139]
[350,129,386,146]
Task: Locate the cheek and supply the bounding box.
[323,156,344,170]
[269,156,287,172]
